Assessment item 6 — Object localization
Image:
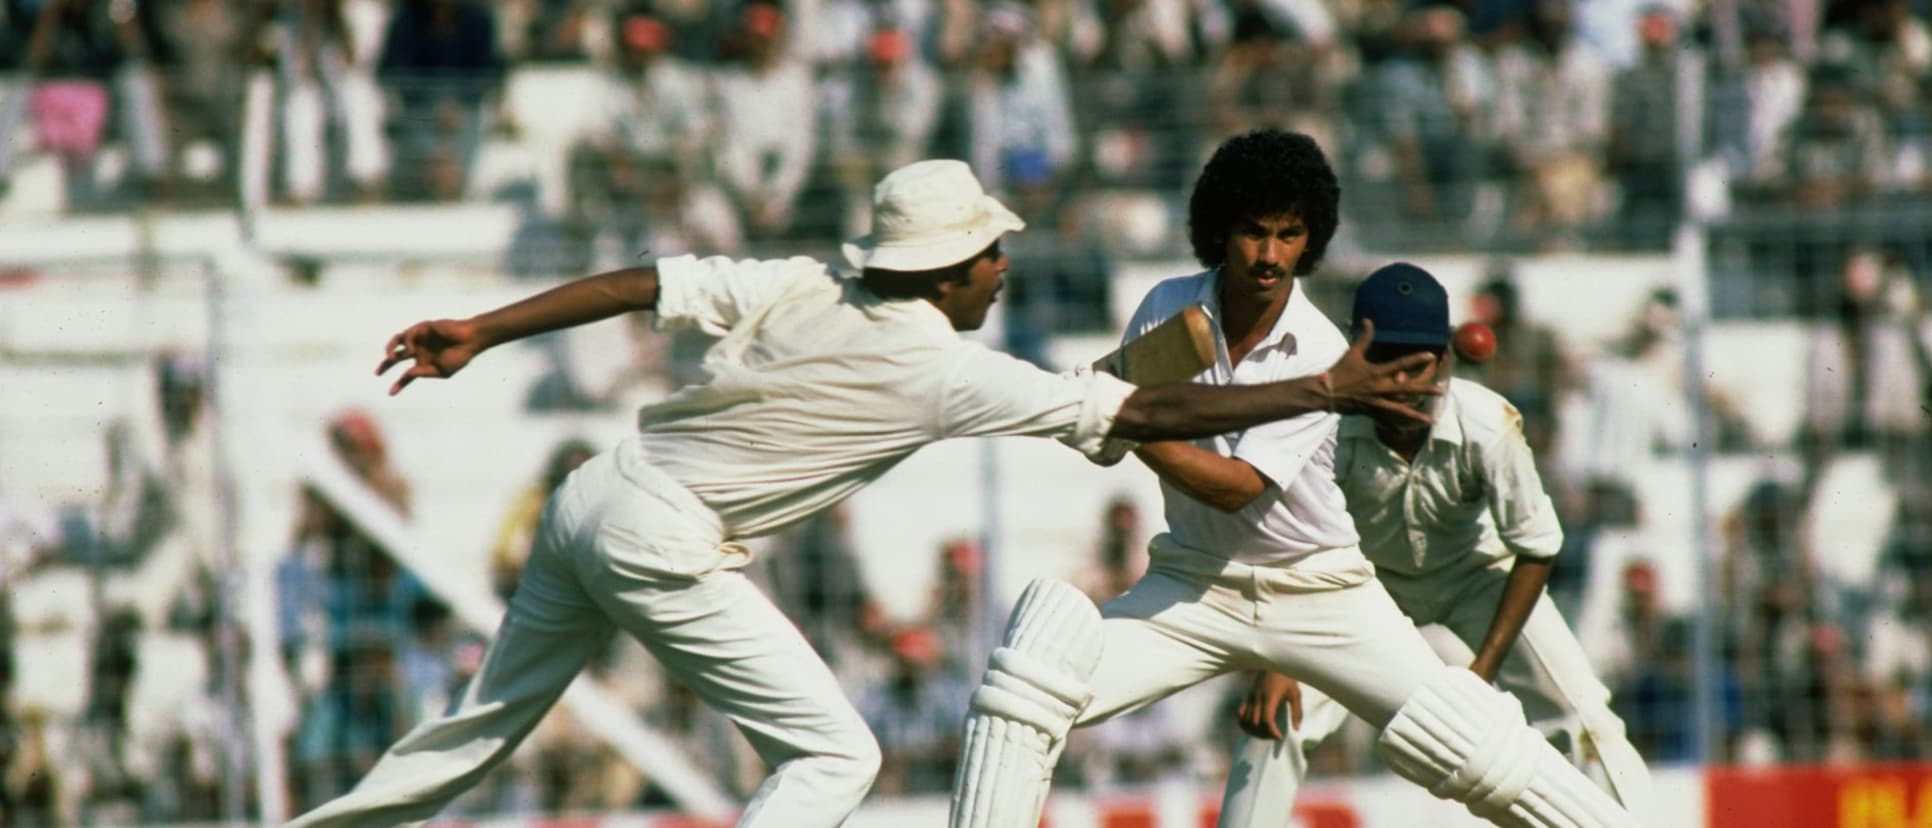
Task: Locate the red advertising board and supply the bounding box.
[1708,763,1932,828]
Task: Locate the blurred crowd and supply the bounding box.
[0,0,1928,256]
[4,0,1932,822]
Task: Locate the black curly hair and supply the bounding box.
[1187,130,1341,275]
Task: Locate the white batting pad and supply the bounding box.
[1377,667,1638,828]
[950,579,1104,828]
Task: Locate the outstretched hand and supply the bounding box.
[376,318,485,395]
[1236,671,1303,741]
[1324,320,1441,424]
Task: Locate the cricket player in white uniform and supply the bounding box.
[1215,263,1653,827]
[285,159,1443,828]
[949,131,1639,828]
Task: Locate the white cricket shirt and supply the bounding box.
[1334,377,1565,576]
[1121,271,1360,564]
[633,254,1137,538]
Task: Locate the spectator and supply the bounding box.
[143,0,249,204]
[1563,287,1751,489]
[644,673,763,801]
[1802,247,1931,459]
[570,8,741,263]
[1335,0,1416,68]
[489,437,596,600]
[1817,0,1931,142]
[276,409,423,809]
[1062,0,1206,194]
[1718,478,1852,762]
[15,0,160,209]
[1549,477,1640,614]
[1059,494,1190,788]
[1730,15,1809,185]
[965,3,1078,217]
[1862,488,1932,757]
[1774,62,1888,210]
[1460,266,1572,456]
[1077,495,1143,603]
[1369,4,1494,248]
[1606,5,1703,248]
[1493,0,1613,249]
[827,25,942,239]
[1823,0,1932,193]
[1585,558,1746,763]
[0,590,21,821]
[1086,0,1197,71]
[1028,0,1108,61]
[1605,582,1696,762]
[858,626,972,795]
[121,606,229,823]
[1,709,62,825]
[74,608,141,823]
[376,0,505,202]
[1000,200,1115,362]
[792,0,921,68]
[1205,0,1303,142]
[924,537,982,678]
[758,504,888,677]
[0,489,61,589]
[508,0,593,62]
[1451,0,1541,50]
[104,354,221,631]
[254,0,390,205]
[711,0,817,239]
[326,409,411,508]
[1576,0,1687,69]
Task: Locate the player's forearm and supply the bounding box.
[1468,556,1554,681]
[470,267,660,350]
[1134,442,1266,513]
[1110,378,1330,442]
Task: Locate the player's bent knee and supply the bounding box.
[838,727,884,781]
[1376,667,1637,828]
[781,731,881,814]
[972,578,1106,735]
[950,579,1105,828]
[827,731,884,801]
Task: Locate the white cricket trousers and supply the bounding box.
[1217,560,1651,828]
[1076,534,1441,732]
[285,441,880,828]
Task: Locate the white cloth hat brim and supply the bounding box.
[842,195,1026,272]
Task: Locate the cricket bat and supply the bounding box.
[1092,303,1216,384]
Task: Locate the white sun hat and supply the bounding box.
[841,159,1026,272]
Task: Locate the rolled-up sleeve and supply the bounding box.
[939,347,1139,464]
[653,254,827,336]
[1485,406,1565,558]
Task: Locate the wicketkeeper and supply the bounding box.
[1216,263,1653,828]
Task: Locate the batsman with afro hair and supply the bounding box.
[1188,129,1341,275]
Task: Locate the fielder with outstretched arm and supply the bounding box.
[1216,262,1653,828]
[283,158,1441,828]
[948,131,1639,828]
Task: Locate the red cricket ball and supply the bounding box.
[1453,322,1497,364]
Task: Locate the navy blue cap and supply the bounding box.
[1352,262,1450,347]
